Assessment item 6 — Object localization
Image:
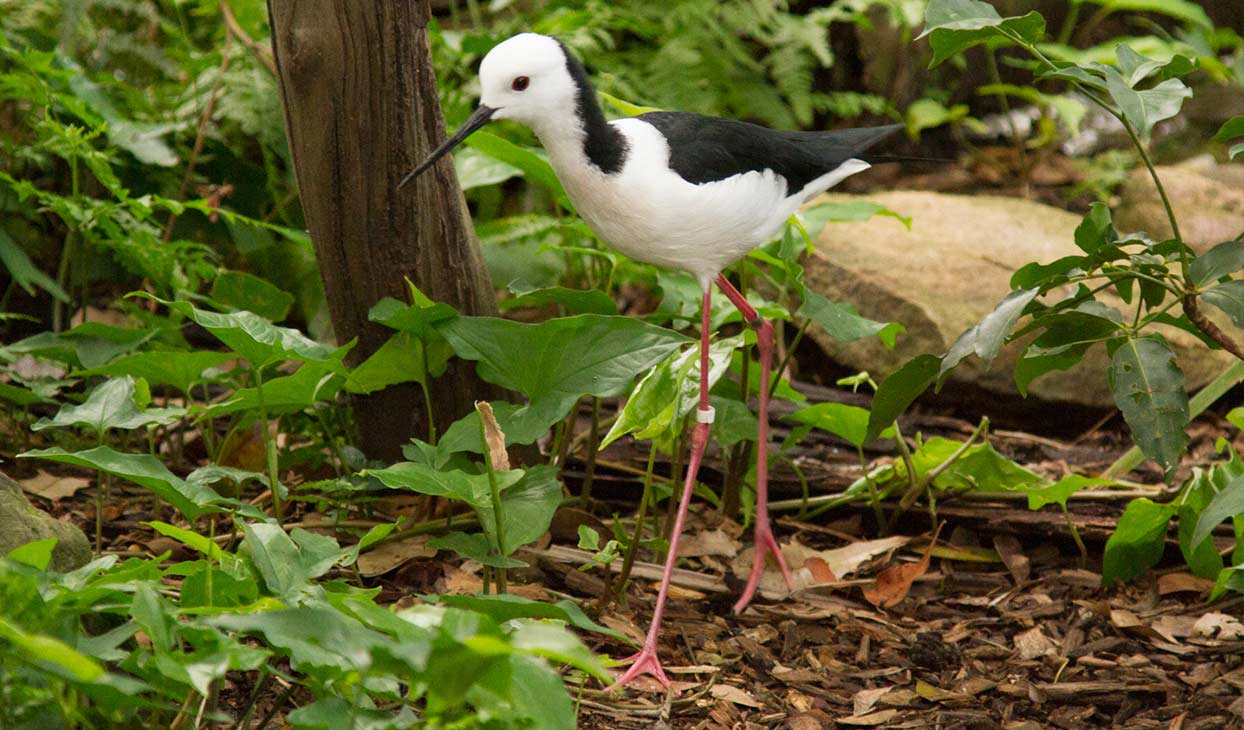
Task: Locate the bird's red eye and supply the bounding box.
[511,76,530,91]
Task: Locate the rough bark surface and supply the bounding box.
[267,0,499,459]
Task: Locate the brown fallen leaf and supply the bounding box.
[1013,627,1057,660]
[709,684,763,708]
[861,523,943,608]
[1192,612,1244,641]
[217,420,268,474]
[357,536,436,577]
[21,470,91,501]
[475,401,510,471]
[678,528,740,558]
[804,557,836,584]
[1157,572,1215,596]
[838,709,898,726]
[852,686,891,715]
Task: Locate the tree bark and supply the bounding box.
[267,0,499,460]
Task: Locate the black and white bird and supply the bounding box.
[402,32,901,690]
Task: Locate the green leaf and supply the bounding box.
[77,350,234,395]
[455,146,522,190]
[204,361,344,417]
[1018,475,1111,510]
[599,91,661,116]
[210,270,296,322]
[800,200,911,234]
[428,532,527,568]
[0,616,105,682]
[919,0,1046,68]
[1074,202,1117,254]
[433,594,626,642]
[799,288,904,349]
[940,288,1040,380]
[1201,281,1244,327]
[345,331,451,394]
[865,354,940,444]
[242,522,309,597]
[464,131,567,204]
[136,294,346,369]
[499,283,617,316]
[369,297,458,338]
[1102,498,1177,586]
[437,315,688,444]
[31,376,182,437]
[1104,73,1191,142]
[1109,337,1189,475]
[18,446,221,520]
[1191,474,1244,548]
[1082,0,1211,29]
[600,336,739,448]
[787,402,895,448]
[1191,242,1244,287]
[508,619,610,680]
[911,438,1043,491]
[1213,116,1244,144]
[905,98,974,137]
[7,537,58,570]
[0,227,69,302]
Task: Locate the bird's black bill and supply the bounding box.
[398,104,497,190]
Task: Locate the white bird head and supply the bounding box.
[400,33,578,188]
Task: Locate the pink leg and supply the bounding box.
[609,288,715,690]
[715,273,793,614]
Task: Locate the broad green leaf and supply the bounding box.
[908,438,1043,491]
[1109,337,1189,475]
[369,297,458,338]
[1075,202,1116,254]
[601,336,739,448]
[865,354,939,444]
[455,146,522,190]
[204,361,344,417]
[437,314,688,444]
[146,521,243,575]
[32,376,182,437]
[905,98,973,137]
[1082,0,1211,29]
[9,322,157,369]
[0,616,105,682]
[242,522,309,597]
[0,227,69,302]
[345,331,451,394]
[428,532,527,568]
[464,131,567,203]
[799,288,904,349]
[599,91,661,116]
[1191,242,1244,287]
[472,655,576,730]
[288,698,417,730]
[1214,116,1244,143]
[787,402,895,448]
[433,594,625,642]
[211,270,295,322]
[137,294,346,369]
[209,607,391,675]
[1014,342,1092,396]
[499,283,617,316]
[1104,72,1191,142]
[800,200,911,235]
[0,381,51,407]
[1191,474,1244,548]
[919,0,1046,68]
[939,288,1040,380]
[18,446,221,520]
[1102,498,1177,586]
[508,619,610,680]
[1201,281,1244,327]
[78,350,234,395]
[1018,475,1111,510]
[7,537,58,570]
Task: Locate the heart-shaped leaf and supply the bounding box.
[32,376,183,438]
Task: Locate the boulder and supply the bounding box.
[803,190,1238,408]
[1115,157,1244,251]
[1,472,91,571]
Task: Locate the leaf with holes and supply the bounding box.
[1109,337,1189,475]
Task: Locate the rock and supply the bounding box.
[1115,157,1244,251]
[803,191,1238,407]
[1,471,91,571]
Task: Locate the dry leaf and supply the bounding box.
[819,535,911,578]
[357,536,435,577]
[861,523,943,608]
[1151,615,1198,644]
[21,470,91,501]
[709,684,763,708]
[475,401,510,471]
[992,534,1030,584]
[1157,572,1214,595]
[838,709,898,726]
[217,420,267,473]
[678,528,740,558]
[1014,627,1057,660]
[852,686,891,715]
[804,557,837,584]
[667,584,706,600]
[1192,612,1244,641]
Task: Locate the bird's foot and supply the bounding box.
[607,644,670,691]
[732,521,793,614]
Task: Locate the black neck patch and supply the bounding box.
[556,40,627,174]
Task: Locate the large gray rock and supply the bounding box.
[804,191,1237,408]
[1115,158,1244,251]
[1,472,91,571]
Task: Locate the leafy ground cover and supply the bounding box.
[3,0,1244,728]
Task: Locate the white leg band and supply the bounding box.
[695,406,716,424]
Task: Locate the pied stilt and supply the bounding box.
[401,32,901,690]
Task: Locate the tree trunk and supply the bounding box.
[267,0,498,460]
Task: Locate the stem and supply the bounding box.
[857,445,886,530]
[986,47,1029,192]
[1061,503,1088,566]
[95,431,106,554]
[769,317,810,396]
[252,365,283,525]
[1105,360,1244,477]
[615,447,658,604]
[579,397,601,503]
[420,344,437,445]
[478,404,507,593]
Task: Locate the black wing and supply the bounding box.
[635,111,902,195]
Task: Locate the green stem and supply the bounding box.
[857,445,886,530]
[615,447,657,604]
[986,47,1029,189]
[420,344,437,445]
[1105,360,1244,477]
[1061,503,1088,566]
[252,366,283,525]
[770,317,810,396]
[478,404,507,593]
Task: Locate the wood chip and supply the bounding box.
[852,686,891,715]
[992,534,1030,584]
[838,709,898,726]
[1014,627,1057,660]
[710,684,764,708]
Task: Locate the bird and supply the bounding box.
[401,32,901,690]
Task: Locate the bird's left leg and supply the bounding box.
[714,273,793,614]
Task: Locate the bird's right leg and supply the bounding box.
[609,287,714,690]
